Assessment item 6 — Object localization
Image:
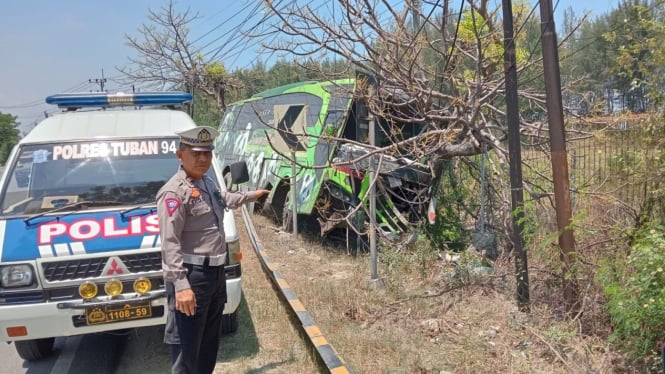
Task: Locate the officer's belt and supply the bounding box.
[182,253,225,267]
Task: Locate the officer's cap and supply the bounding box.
[176,126,219,151]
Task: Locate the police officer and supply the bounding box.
[157,125,269,374]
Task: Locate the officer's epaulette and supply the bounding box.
[174,180,192,204]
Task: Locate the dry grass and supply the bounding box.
[213,217,319,373]
[247,214,638,374]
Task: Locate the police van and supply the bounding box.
[0,92,246,361]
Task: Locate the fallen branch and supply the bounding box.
[522,323,575,373]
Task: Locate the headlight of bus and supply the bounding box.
[0,264,35,288]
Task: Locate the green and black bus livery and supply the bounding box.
[213,78,432,242]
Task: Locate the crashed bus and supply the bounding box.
[213,78,434,246]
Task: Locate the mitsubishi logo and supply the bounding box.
[101,256,129,276]
[108,259,122,275]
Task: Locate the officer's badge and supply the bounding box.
[197,128,211,142]
[191,188,201,198]
[165,197,180,216]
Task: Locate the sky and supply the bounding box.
[0,0,621,134]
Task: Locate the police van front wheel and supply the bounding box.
[14,337,55,361]
[221,310,238,334]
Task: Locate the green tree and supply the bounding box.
[560,0,665,114]
[559,10,615,115]
[0,112,20,165]
[604,0,665,111]
[228,60,268,102]
[227,58,352,104]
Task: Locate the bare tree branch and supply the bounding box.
[118,0,235,111]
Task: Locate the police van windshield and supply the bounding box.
[0,137,182,217]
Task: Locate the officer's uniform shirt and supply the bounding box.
[157,166,254,292]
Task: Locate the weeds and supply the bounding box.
[597,222,665,362]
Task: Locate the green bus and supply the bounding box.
[213,78,433,245]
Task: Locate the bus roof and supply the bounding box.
[247,78,355,101]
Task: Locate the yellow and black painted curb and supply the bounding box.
[240,206,352,374]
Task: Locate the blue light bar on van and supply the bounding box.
[45,91,193,109]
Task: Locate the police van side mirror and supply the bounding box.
[229,161,249,185]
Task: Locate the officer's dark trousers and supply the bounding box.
[165,263,226,374]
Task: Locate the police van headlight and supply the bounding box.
[104,279,123,297]
[227,240,242,265]
[0,264,35,288]
[133,277,152,295]
[79,281,98,300]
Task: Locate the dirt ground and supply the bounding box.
[241,212,637,374]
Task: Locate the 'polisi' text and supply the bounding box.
[38,214,159,244]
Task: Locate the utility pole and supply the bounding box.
[502,0,530,312]
[411,0,421,31]
[368,114,378,280]
[361,72,384,290]
[290,151,298,238]
[89,69,107,92]
[539,0,579,313]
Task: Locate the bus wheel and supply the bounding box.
[281,192,293,232]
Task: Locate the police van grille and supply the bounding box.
[42,258,105,282]
[118,252,162,272]
[41,252,162,282]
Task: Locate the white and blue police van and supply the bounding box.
[0,92,246,361]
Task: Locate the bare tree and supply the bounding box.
[118,0,574,249]
[118,0,233,111]
[262,0,541,154]
[256,0,555,236]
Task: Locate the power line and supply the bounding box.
[89,69,107,92]
[200,1,264,61]
[0,80,93,110]
[191,1,257,45]
[210,0,334,70]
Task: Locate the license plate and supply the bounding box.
[85,301,152,325]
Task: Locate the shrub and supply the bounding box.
[598,223,665,358]
[424,161,470,252]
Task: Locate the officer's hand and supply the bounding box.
[175,288,196,316]
[255,189,270,199]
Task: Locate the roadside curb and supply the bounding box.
[240,206,352,374]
